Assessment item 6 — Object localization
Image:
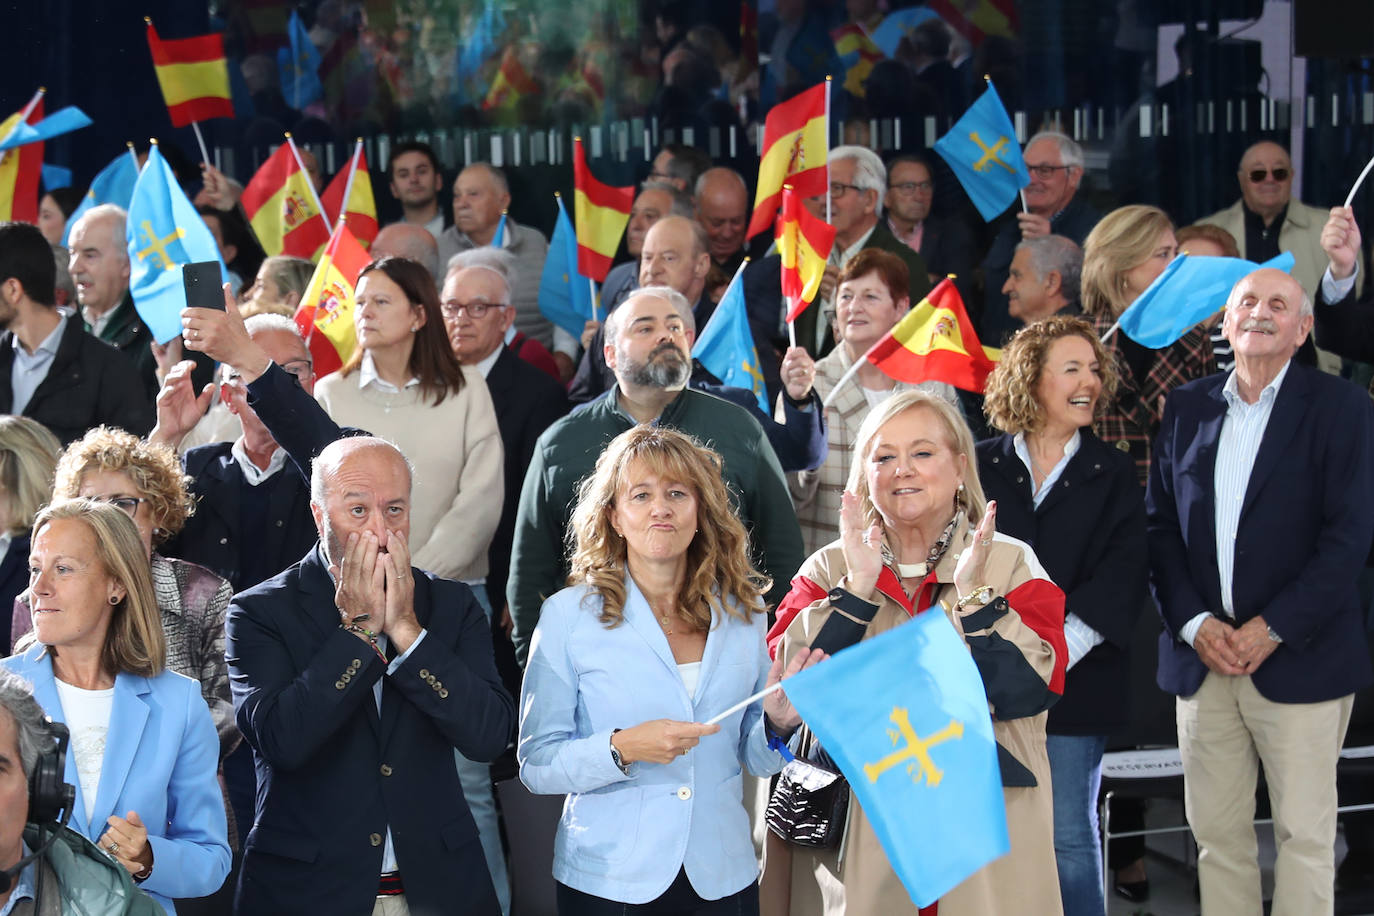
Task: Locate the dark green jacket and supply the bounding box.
[508,386,805,665]
[12,823,161,915]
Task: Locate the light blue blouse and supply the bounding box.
[518,575,784,904]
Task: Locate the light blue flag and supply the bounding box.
[277,10,323,111]
[0,106,92,152]
[692,269,767,413]
[62,149,141,246]
[780,609,1009,908]
[538,196,593,338]
[1117,250,1296,349]
[125,145,226,344]
[457,0,506,83]
[491,211,507,249]
[41,164,71,191]
[933,82,1029,222]
[870,7,939,57]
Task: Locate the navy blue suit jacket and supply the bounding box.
[1147,361,1374,702]
[226,545,514,915]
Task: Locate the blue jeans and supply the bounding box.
[1047,733,1107,916]
[457,582,512,916]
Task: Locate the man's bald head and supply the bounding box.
[694,168,749,264]
[373,224,440,281]
[1237,141,1293,224]
[639,216,710,303]
[310,436,413,508]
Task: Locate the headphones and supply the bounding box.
[28,717,74,826]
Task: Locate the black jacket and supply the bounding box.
[0,314,153,443]
[977,430,1149,735]
[88,292,216,399]
[1314,282,1374,363]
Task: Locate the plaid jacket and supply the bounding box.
[1088,312,1216,487]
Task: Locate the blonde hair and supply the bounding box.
[27,499,164,678]
[567,426,770,631]
[53,427,194,545]
[983,316,1119,435]
[845,390,985,528]
[1081,205,1175,318]
[0,417,61,535]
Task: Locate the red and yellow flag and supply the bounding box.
[747,81,828,240]
[320,141,378,248]
[483,46,538,113]
[0,92,44,224]
[573,137,633,282]
[777,185,835,323]
[926,0,1017,43]
[294,220,371,378]
[831,24,883,96]
[145,20,234,127]
[240,138,330,260]
[866,278,1000,393]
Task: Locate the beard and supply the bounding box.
[619,340,692,390]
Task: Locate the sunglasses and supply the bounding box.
[1246,168,1290,183]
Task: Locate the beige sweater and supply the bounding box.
[313,366,504,581]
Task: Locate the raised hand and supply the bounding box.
[1016,211,1052,239]
[763,646,827,735]
[780,346,817,401]
[149,360,216,447]
[840,490,884,600]
[953,499,997,601]
[380,529,422,653]
[1321,206,1362,281]
[331,532,385,639]
[181,283,272,381]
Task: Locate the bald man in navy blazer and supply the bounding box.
[226,436,514,916]
[1148,267,1374,916]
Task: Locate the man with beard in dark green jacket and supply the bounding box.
[508,286,804,665]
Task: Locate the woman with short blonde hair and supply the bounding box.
[0,416,61,651]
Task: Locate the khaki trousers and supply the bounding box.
[372,895,410,916]
[1177,673,1352,916]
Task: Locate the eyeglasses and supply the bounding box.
[91,496,150,518]
[888,181,933,195]
[1025,164,1074,179]
[830,182,866,198]
[440,300,507,319]
[1246,168,1290,183]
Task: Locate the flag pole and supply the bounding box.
[589,278,599,323]
[824,75,832,226]
[190,122,212,170]
[1099,320,1119,343]
[704,682,783,726]
[337,137,364,224]
[0,87,44,149]
[284,133,328,219]
[1346,152,1374,207]
[126,141,139,170]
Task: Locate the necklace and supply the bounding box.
[652,603,677,636]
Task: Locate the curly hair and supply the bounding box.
[983,316,1119,435]
[53,426,194,545]
[845,390,986,530]
[1081,205,1174,318]
[567,426,770,631]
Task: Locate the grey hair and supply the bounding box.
[639,180,696,218]
[73,204,130,261]
[462,162,509,196]
[1224,270,1314,318]
[444,247,513,302]
[244,312,306,342]
[830,145,888,217]
[1015,235,1083,303]
[308,436,415,510]
[604,285,695,348]
[0,668,54,779]
[1025,131,1084,171]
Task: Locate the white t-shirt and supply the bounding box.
[55,678,114,823]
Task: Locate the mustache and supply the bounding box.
[649,341,686,360]
[1240,318,1278,334]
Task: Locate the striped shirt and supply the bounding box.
[1180,360,1290,645]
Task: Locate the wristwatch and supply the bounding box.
[956,585,994,609]
[609,729,631,775]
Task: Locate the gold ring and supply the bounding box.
[107,841,120,854]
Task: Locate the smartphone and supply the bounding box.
[182,261,224,311]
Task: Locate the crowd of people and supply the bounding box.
[0,90,1371,916]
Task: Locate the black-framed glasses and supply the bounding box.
[1246,168,1290,183]
[1025,164,1074,179]
[440,300,507,319]
[91,496,150,518]
[888,181,933,195]
[829,182,865,198]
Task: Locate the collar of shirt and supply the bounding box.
[82,305,114,338]
[1221,358,1290,410]
[474,343,502,379]
[1012,430,1081,507]
[423,212,445,240]
[0,843,36,916]
[11,313,65,360]
[831,223,878,267]
[886,216,923,252]
[230,437,290,486]
[359,351,420,393]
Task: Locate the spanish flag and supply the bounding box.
[866,278,999,393]
[240,137,330,260]
[0,92,44,224]
[145,19,235,128]
[776,185,835,323]
[746,80,828,240]
[320,139,378,248]
[295,220,371,377]
[926,0,1017,43]
[830,24,882,96]
[572,137,633,283]
[483,46,538,113]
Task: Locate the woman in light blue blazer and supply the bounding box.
[2,499,230,915]
[519,425,820,915]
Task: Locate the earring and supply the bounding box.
[410,325,419,333]
[108,595,121,606]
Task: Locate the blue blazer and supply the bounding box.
[2,647,231,914]
[518,577,784,904]
[227,545,514,916]
[1147,362,1374,702]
